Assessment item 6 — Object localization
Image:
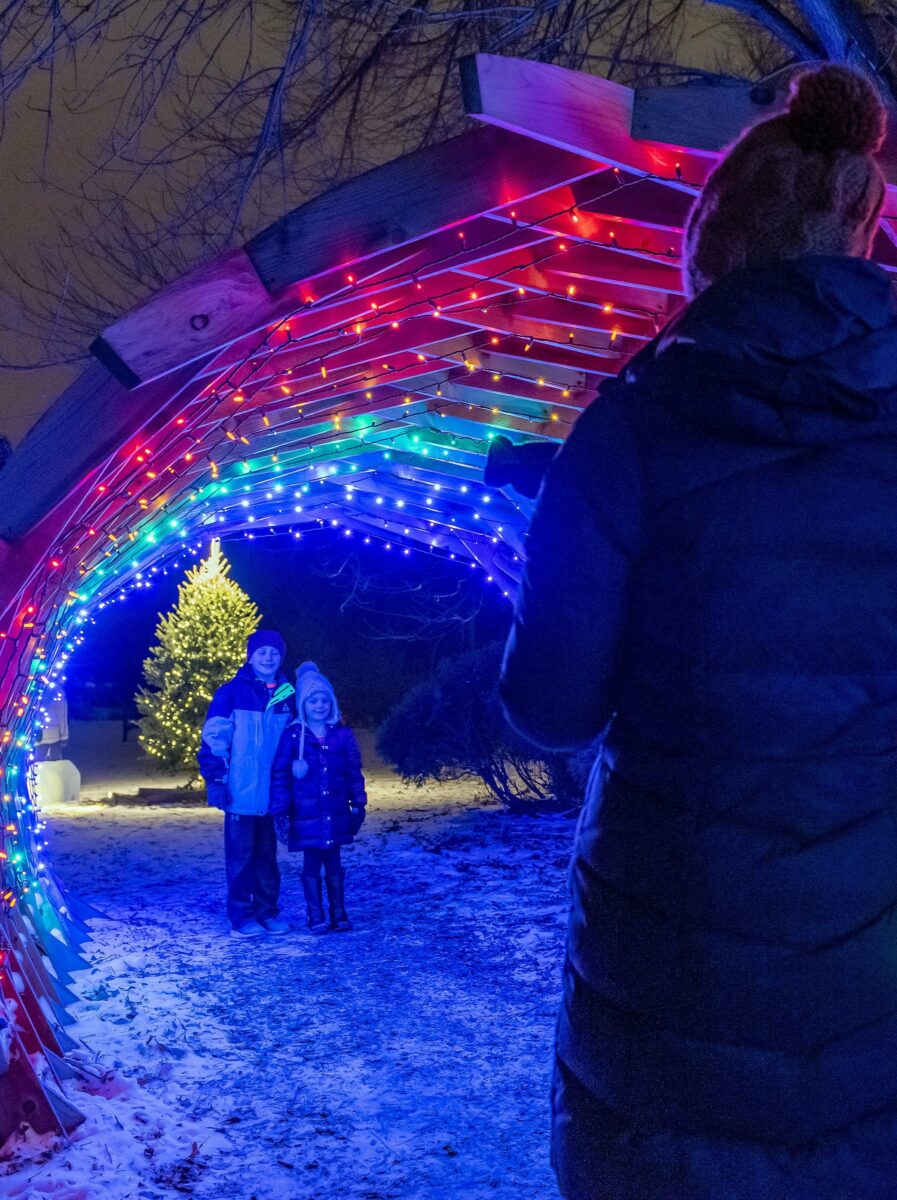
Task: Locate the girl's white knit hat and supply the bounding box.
[295,660,340,725]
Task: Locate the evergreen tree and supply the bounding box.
[136,541,260,774]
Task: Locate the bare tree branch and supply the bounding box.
[705,0,823,60]
[1,0,896,378]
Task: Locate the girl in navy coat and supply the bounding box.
[272,662,366,933]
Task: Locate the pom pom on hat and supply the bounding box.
[786,66,885,155]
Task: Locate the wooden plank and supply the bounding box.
[632,78,897,215]
[632,76,897,172]
[488,214,684,272]
[460,54,711,192]
[188,224,549,382]
[421,399,563,440]
[194,354,465,435]
[485,207,684,271]
[163,239,442,386]
[0,359,208,541]
[447,333,627,378]
[245,125,603,294]
[460,265,681,320]
[191,267,507,385]
[442,347,591,391]
[457,262,671,330]
[631,81,778,153]
[574,176,693,231]
[464,55,897,217]
[448,305,623,361]
[437,375,587,420]
[96,248,281,388]
[216,322,480,401]
[543,243,684,295]
[500,294,656,341]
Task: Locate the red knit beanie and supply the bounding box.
[684,65,888,298]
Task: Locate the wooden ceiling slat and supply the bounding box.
[461,53,711,193]
[245,125,603,293]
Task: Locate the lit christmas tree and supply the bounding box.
[136,541,260,774]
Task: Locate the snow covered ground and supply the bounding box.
[64,720,196,801]
[1,726,575,1199]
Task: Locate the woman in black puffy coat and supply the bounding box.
[271,662,367,933]
[500,68,897,1200]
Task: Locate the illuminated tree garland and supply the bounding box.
[136,541,261,774]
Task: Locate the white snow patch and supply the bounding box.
[2,730,575,1198]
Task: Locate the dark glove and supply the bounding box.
[273,814,291,847]
[349,805,366,835]
[207,781,229,810]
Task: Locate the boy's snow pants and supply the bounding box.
[224,813,280,928]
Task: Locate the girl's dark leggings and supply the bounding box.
[303,846,343,877]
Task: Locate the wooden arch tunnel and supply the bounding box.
[1,53,896,1141]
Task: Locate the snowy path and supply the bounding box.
[3,764,574,1199]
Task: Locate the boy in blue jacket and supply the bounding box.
[197,630,295,937]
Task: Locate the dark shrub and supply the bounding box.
[377,642,594,813]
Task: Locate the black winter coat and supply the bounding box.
[271,722,367,851]
[500,257,897,1200]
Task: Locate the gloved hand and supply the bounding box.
[292,759,309,780]
[349,805,366,835]
[207,781,229,810]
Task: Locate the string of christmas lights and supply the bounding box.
[0,163,690,935]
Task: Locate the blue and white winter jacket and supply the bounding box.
[197,665,294,816]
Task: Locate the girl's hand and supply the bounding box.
[292,759,309,780]
[349,805,366,834]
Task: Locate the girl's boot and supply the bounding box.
[301,874,329,935]
[325,871,352,931]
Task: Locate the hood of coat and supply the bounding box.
[614,256,897,448]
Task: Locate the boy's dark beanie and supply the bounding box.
[246,629,286,660]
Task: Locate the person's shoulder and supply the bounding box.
[546,388,639,500]
[211,667,253,704]
[209,675,238,704]
[221,670,249,693]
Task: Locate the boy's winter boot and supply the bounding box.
[325,871,352,932]
[301,875,330,935]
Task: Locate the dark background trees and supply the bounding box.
[2,0,895,444]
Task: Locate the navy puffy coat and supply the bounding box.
[500,257,897,1200]
[271,722,367,851]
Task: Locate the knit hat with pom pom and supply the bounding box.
[684,65,887,298]
[295,661,340,726]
